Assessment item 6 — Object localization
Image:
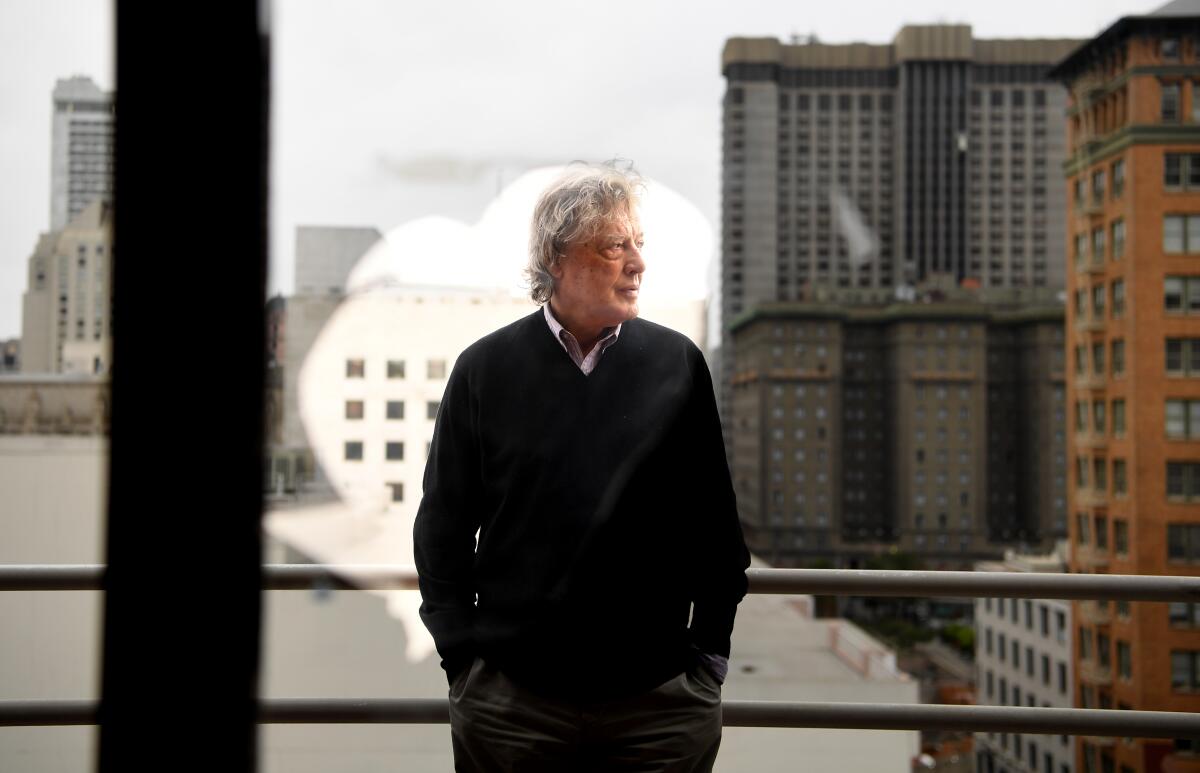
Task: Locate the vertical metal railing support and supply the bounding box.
[99,4,271,772]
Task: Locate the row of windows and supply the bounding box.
[983,598,1069,640]
[1072,341,1125,378]
[1075,513,1129,554]
[1073,456,1128,496]
[1078,628,1133,681]
[1073,159,1125,207]
[1072,221,1125,265]
[344,441,410,462]
[984,666,1068,705]
[1073,398,1126,436]
[344,400,440,421]
[345,358,447,380]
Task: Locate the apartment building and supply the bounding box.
[729,286,1066,567]
[1050,2,1200,771]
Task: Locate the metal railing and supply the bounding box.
[4,564,1200,737]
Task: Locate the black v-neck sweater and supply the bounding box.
[414,309,750,702]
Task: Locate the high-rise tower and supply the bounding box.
[50,76,114,231]
[719,26,1081,446]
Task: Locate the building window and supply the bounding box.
[1092,342,1105,375]
[1167,462,1200,500]
[1092,284,1106,318]
[1164,153,1200,189]
[1092,170,1106,204]
[1112,642,1131,681]
[427,359,447,379]
[1170,602,1200,627]
[1163,82,1182,122]
[426,400,441,420]
[1079,626,1092,660]
[345,400,364,420]
[388,482,404,503]
[346,358,365,378]
[1166,338,1200,374]
[386,400,405,420]
[1165,214,1200,253]
[1111,279,1125,316]
[1113,461,1127,497]
[385,441,404,461]
[387,359,406,379]
[1095,515,1109,549]
[1166,400,1200,438]
[1094,458,1107,492]
[1111,220,1125,261]
[1164,276,1200,312]
[1058,661,1068,694]
[344,441,364,461]
[1077,511,1091,543]
[1093,401,1106,434]
[1171,651,1200,690]
[1111,339,1125,375]
[1168,522,1200,560]
[1163,38,1181,60]
[1112,399,1126,435]
[1112,159,1125,197]
[1042,654,1051,685]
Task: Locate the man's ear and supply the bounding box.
[548,255,565,280]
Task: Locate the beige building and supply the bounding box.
[19,199,112,375]
[730,285,1066,568]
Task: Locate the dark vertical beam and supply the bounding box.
[99,5,269,772]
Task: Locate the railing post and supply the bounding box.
[99,5,270,772]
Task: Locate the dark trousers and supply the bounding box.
[448,657,723,773]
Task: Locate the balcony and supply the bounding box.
[1075,542,1111,570]
[1080,658,1113,687]
[3,565,1200,741]
[1073,373,1108,391]
[1079,599,1113,626]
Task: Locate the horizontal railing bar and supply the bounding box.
[1,565,1199,602]
[2,699,1198,737]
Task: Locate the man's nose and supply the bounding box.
[625,243,645,274]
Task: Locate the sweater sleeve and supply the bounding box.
[413,360,481,682]
[685,351,751,658]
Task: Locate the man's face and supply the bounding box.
[550,211,645,332]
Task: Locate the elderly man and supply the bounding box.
[414,162,749,772]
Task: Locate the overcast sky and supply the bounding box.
[0,0,1148,338]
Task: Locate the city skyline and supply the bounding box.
[0,0,1146,339]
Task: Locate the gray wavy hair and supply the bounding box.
[526,161,644,304]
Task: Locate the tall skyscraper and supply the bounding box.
[49,76,114,231]
[719,26,1081,442]
[1050,3,1200,771]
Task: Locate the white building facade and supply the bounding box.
[974,548,1075,773]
